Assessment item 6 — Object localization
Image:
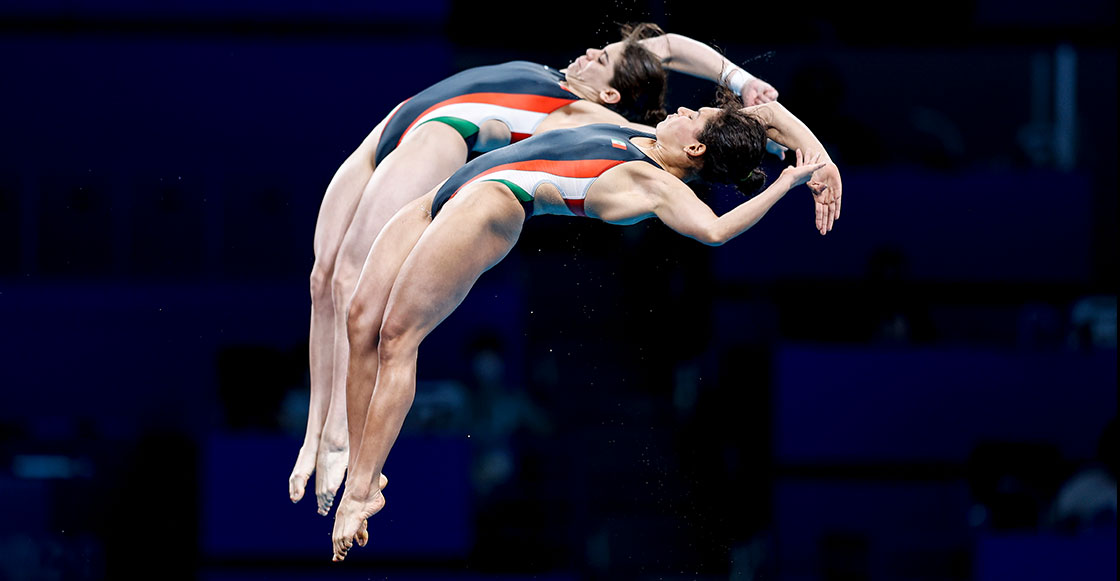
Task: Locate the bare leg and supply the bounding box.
[332,183,525,561]
[289,120,385,503]
[315,123,469,515]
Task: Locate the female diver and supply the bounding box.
[292,23,783,515]
[330,92,841,560]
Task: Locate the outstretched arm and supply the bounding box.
[639,33,778,106]
[651,149,826,245]
[744,101,842,234]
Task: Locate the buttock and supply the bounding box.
[432,178,532,223]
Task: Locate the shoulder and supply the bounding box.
[605,157,685,199]
[564,100,622,118]
[543,101,627,129]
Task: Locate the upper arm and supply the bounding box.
[643,170,722,246]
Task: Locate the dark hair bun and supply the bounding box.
[695,88,768,195]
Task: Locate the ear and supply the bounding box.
[599,87,621,105]
[684,142,707,159]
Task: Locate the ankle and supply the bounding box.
[345,483,381,504]
[319,431,348,452]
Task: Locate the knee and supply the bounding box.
[310,263,333,303]
[376,315,417,366]
[330,260,361,306]
[346,293,381,351]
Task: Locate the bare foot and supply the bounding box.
[315,444,349,515]
[288,441,318,503]
[331,475,389,562]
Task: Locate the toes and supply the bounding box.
[317,490,335,515]
[317,484,337,515]
[289,474,308,503]
[379,473,389,490]
[332,536,353,562]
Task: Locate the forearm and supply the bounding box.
[753,102,832,164]
[707,176,793,244]
[640,33,752,88]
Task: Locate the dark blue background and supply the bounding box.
[0,0,1115,579]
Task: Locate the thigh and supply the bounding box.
[311,117,391,260]
[348,192,438,329]
[337,122,469,263]
[380,183,525,345]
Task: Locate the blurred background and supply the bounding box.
[0,0,1115,579]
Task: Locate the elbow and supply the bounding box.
[641,34,674,63]
[699,226,726,247]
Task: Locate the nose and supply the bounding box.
[587,47,599,58]
[677,106,691,115]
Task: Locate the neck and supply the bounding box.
[633,137,692,181]
[559,77,598,102]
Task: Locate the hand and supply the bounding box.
[740,78,779,106]
[779,148,827,190]
[807,162,842,235]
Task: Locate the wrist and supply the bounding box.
[720,66,754,97]
[776,172,797,191]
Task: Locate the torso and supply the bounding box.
[431,124,664,222]
[375,61,580,164]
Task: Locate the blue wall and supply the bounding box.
[0,1,1115,579]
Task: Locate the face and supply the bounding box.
[657,106,721,157]
[564,41,625,101]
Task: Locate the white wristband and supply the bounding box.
[720,66,754,98]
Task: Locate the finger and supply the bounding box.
[827,200,837,232]
[815,199,824,232]
[795,148,803,166]
[835,190,842,220]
